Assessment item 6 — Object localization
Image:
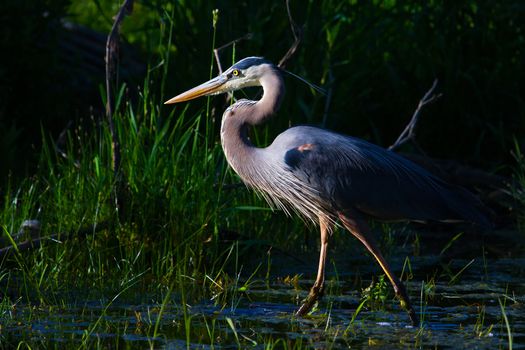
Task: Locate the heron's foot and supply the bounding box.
[296,284,324,316]
[395,289,419,326]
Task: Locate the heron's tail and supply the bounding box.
[442,184,493,228]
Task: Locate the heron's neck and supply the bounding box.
[220,68,284,181]
[220,116,254,179]
[250,69,285,125]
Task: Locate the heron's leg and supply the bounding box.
[296,216,329,316]
[338,212,419,326]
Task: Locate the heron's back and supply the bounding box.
[267,126,490,227]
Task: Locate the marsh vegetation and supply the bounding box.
[1,0,524,348]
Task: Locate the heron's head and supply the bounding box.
[164,57,276,104]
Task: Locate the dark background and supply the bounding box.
[1,0,524,183]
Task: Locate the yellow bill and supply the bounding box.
[164,75,227,104]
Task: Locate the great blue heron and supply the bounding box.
[165,57,489,325]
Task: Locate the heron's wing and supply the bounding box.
[279,126,489,226]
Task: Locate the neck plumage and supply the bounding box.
[220,67,285,183]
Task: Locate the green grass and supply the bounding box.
[0,90,280,348]
[1,2,523,348]
[0,7,309,346]
[0,84,520,347]
[5,0,525,182]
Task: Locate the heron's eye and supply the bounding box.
[227,69,242,79]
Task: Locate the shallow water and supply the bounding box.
[2,229,524,348]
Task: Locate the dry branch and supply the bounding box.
[278,0,303,69]
[389,79,442,151]
[105,0,134,213]
[212,0,303,74]
[213,33,254,74]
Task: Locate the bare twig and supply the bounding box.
[388,79,442,151]
[105,0,134,212]
[213,33,253,74]
[213,49,223,74]
[278,0,303,69]
[211,33,254,104]
[212,0,302,77]
[105,0,134,120]
[212,0,305,115]
[321,67,335,128]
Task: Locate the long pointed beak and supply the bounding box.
[164,75,227,104]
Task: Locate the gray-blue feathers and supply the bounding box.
[231,57,272,70]
[218,58,490,228]
[276,126,490,227]
[166,56,490,324]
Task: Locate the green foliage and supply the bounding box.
[0,69,290,347]
[0,1,523,347]
[360,274,390,310]
[2,0,525,185]
[3,86,230,282]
